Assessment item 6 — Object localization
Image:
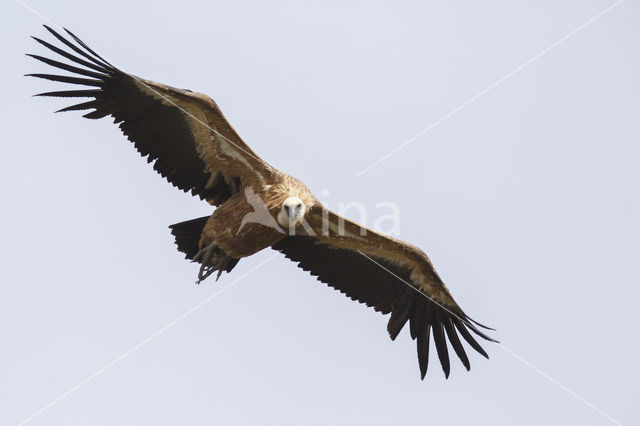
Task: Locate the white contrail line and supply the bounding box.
[497,344,621,425]
[18,254,278,426]
[357,251,621,425]
[15,0,55,25]
[356,0,624,176]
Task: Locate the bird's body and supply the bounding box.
[28,25,496,379]
[194,174,314,268]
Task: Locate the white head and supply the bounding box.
[277,196,306,229]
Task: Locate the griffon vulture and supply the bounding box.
[27,25,496,379]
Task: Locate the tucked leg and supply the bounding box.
[192,242,239,283]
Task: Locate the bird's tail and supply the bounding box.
[169,216,210,260]
[169,216,241,282]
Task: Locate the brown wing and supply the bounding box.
[271,205,496,379]
[27,25,274,206]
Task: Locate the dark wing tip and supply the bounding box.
[444,319,471,371]
[468,316,496,331]
[431,321,451,378]
[465,320,499,344]
[417,325,430,380]
[402,295,496,379]
[42,24,60,37]
[35,24,116,72]
[455,320,491,359]
[42,24,61,39]
[62,26,115,68]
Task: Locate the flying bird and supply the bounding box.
[27,25,496,379]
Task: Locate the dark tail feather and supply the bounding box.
[169,216,209,260]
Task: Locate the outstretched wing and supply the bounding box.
[27,25,275,206]
[272,205,496,379]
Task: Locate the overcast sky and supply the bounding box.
[2,1,639,425]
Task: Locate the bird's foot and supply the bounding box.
[192,243,235,284]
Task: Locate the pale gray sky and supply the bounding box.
[2,1,639,425]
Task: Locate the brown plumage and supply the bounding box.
[28,25,497,380]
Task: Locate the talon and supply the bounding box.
[192,242,236,283]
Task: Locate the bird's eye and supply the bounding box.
[284,205,290,214]
[296,203,302,209]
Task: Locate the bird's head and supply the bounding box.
[277,196,307,229]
